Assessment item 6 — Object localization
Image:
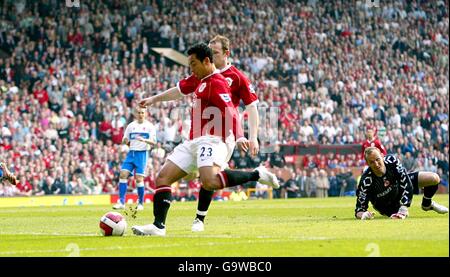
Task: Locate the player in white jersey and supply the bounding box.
[113,107,157,211]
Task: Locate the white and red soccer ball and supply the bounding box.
[99,212,127,236]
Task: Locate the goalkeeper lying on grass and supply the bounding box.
[355,147,448,220]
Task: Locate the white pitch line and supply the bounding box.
[0,237,329,256]
[0,231,237,238]
[0,231,329,240]
[0,232,99,237]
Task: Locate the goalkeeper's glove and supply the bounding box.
[361,211,375,220]
[390,206,408,219]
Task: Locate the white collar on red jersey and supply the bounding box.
[219,63,232,73]
[201,69,221,81]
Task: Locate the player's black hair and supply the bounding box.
[187,43,213,63]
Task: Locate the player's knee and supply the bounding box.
[155,170,175,187]
[201,182,215,191]
[155,175,167,187]
[431,173,440,185]
[200,177,219,190]
[119,171,129,179]
[201,183,213,191]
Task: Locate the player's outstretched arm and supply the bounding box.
[355,178,373,220]
[139,86,184,107]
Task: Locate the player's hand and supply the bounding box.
[249,139,259,157]
[361,211,375,220]
[390,206,408,219]
[138,97,154,108]
[390,213,407,219]
[237,138,249,152]
[135,136,146,142]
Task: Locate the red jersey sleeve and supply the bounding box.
[238,73,258,106]
[177,74,200,95]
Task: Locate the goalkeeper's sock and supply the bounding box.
[422,185,439,207]
[118,179,128,204]
[196,187,214,222]
[153,186,172,229]
[136,182,145,205]
[217,170,259,188]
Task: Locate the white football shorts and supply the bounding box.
[167,136,231,174]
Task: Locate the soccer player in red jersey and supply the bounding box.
[178,35,259,156]
[141,36,261,232]
[133,43,278,236]
[362,125,386,161]
[180,35,260,232]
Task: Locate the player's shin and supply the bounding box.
[218,170,259,188]
[196,187,214,222]
[118,179,128,205]
[153,186,172,229]
[422,185,439,207]
[136,181,145,205]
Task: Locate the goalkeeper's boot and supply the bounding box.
[191,218,205,232]
[422,201,449,214]
[132,224,166,236]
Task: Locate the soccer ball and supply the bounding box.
[99,211,127,236]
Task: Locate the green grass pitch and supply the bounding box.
[0,195,448,257]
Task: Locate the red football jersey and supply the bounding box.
[182,71,243,141]
[362,138,387,160]
[177,64,258,107]
[220,64,258,107]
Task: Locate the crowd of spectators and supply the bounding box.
[0,0,448,198]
